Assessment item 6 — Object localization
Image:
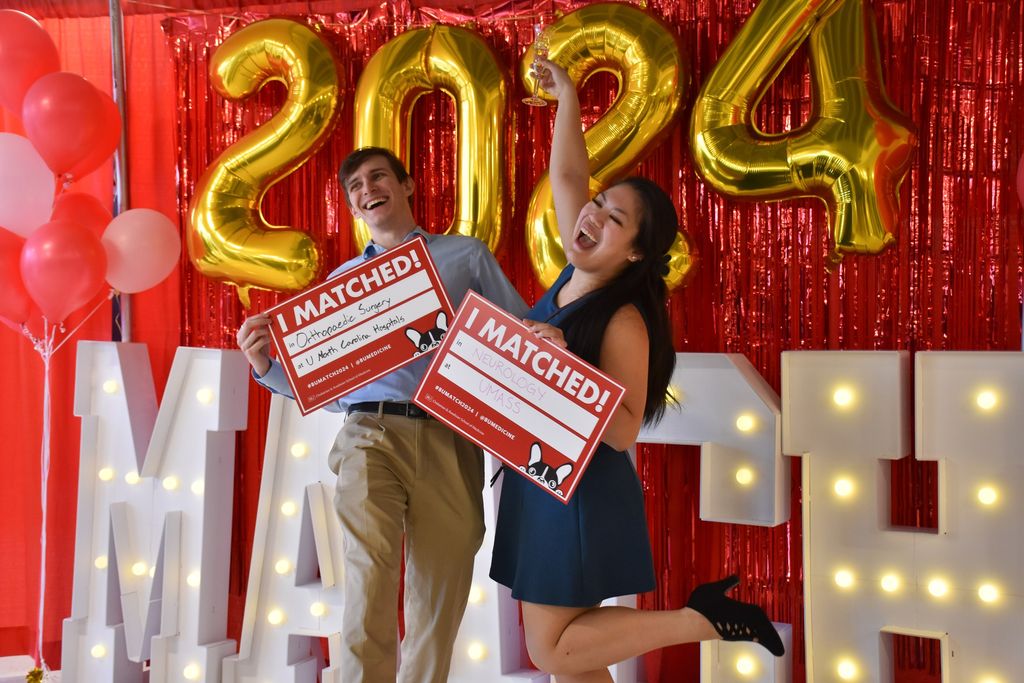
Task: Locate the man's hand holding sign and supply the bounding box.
[414,292,625,503]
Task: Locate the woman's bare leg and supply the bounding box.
[521,602,718,677]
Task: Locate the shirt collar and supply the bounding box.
[361,226,433,259]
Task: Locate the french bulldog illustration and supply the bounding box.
[405,311,448,354]
[522,442,572,492]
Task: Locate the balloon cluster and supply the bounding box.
[0,10,180,333]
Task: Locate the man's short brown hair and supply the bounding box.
[338,147,411,202]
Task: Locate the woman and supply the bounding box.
[489,61,785,681]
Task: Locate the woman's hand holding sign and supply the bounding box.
[523,318,567,348]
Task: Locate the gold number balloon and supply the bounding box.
[523,3,694,289]
[690,0,917,265]
[188,19,341,306]
[352,25,506,252]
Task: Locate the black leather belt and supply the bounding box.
[348,401,433,419]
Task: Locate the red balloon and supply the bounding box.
[64,91,121,181]
[20,218,106,323]
[0,10,60,116]
[1016,151,1024,210]
[0,227,33,325]
[22,73,111,177]
[51,191,112,237]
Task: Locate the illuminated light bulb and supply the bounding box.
[274,558,292,575]
[735,414,756,433]
[832,386,855,408]
[834,569,855,589]
[196,387,214,404]
[290,442,310,458]
[310,602,327,617]
[94,555,108,569]
[124,471,140,485]
[187,571,201,588]
[466,641,487,661]
[98,467,115,482]
[267,608,285,626]
[102,379,119,394]
[162,475,179,491]
[928,578,950,598]
[90,644,107,659]
[131,561,147,577]
[735,468,754,486]
[190,479,204,496]
[978,584,1000,603]
[975,390,998,411]
[880,574,901,593]
[978,486,998,506]
[736,655,756,676]
[182,663,201,680]
[837,658,858,680]
[280,500,298,517]
[468,584,485,604]
[833,478,855,498]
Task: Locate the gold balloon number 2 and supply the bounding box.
[521,4,695,290]
[691,0,917,265]
[188,19,341,306]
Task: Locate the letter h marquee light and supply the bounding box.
[784,350,1024,683]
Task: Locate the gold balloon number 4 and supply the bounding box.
[188,19,341,306]
[521,4,695,289]
[691,0,916,265]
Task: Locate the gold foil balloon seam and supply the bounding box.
[352,24,507,253]
[690,0,917,266]
[188,19,341,306]
[522,3,694,289]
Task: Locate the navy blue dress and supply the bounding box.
[489,266,656,607]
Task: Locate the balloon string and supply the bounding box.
[35,321,55,673]
[50,290,116,356]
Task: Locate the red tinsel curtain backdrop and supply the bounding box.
[2,1,1023,681]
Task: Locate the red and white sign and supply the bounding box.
[267,237,453,415]
[413,291,625,503]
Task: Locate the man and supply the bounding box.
[236,147,528,682]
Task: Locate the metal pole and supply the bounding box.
[108,0,131,342]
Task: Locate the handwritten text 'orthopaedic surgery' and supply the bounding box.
[465,307,612,412]
[276,248,422,334]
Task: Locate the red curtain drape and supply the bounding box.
[2,2,1021,681]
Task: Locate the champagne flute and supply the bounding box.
[522,24,551,107]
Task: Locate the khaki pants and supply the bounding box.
[329,411,485,683]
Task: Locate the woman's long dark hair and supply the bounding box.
[558,177,677,425]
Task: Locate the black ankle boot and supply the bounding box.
[685,575,785,656]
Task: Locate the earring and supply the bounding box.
[628,255,640,263]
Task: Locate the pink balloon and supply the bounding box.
[0,132,55,237]
[0,227,33,325]
[102,208,180,293]
[22,72,110,176]
[51,191,112,237]
[64,90,121,182]
[20,218,106,322]
[0,10,60,115]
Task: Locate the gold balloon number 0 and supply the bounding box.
[188,19,341,306]
[351,25,507,253]
[690,0,916,265]
[522,4,695,289]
